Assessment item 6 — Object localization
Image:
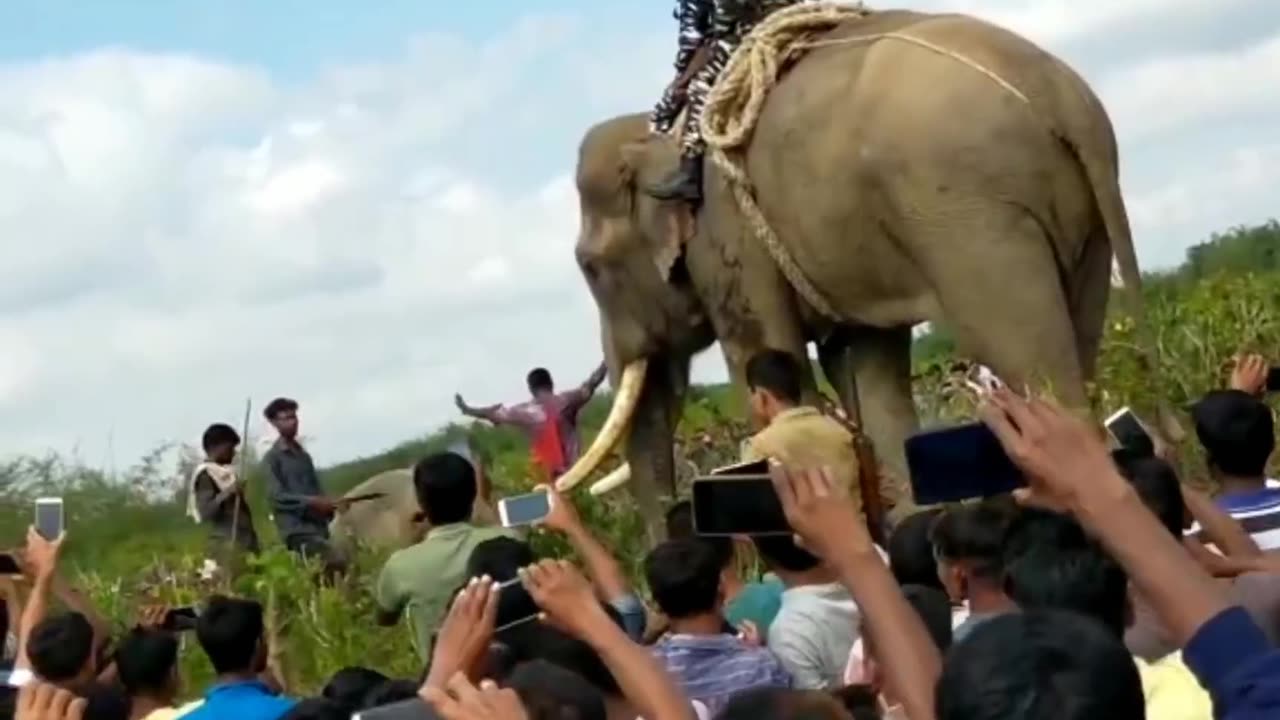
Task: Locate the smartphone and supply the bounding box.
[691,475,791,536]
[353,699,439,720]
[904,423,1025,505]
[0,553,20,575]
[709,459,770,476]
[0,669,32,688]
[34,497,64,541]
[161,607,200,632]
[497,491,552,527]
[1268,366,1280,392]
[1105,407,1154,457]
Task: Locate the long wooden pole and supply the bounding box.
[229,397,252,558]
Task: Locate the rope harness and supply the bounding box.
[699,1,1032,320]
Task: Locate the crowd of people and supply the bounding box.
[3,347,1280,720]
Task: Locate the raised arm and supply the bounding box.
[15,529,62,672]
[538,485,646,638]
[454,393,506,425]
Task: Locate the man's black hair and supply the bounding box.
[888,508,945,590]
[322,666,389,713]
[830,685,881,720]
[752,535,821,573]
[527,368,554,394]
[279,698,348,720]
[201,423,241,453]
[719,687,850,720]
[196,595,265,675]
[28,612,95,683]
[501,613,623,698]
[412,452,477,526]
[901,584,954,652]
[359,679,420,711]
[1192,389,1275,478]
[507,660,608,720]
[80,683,131,720]
[937,610,1145,720]
[930,499,1018,582]
[745,350,804,405]
[665,500,695,539]
[466,538,540,631]
[1002,509,1129,638]
[263,397,299,421]
[115,628,178,696]
[1113,454,1186,538]
[665,500,734,569]
[644,539,722,619]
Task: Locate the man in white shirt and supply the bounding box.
[752,536,858,689]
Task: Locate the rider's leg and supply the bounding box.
[650,0,713,134]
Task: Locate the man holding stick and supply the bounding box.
[188,423,259,573]
[262,397,350,578]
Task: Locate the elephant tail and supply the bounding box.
[1055,75,1184,440]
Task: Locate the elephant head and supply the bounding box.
[555,114,716,528]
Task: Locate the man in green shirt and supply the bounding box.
[374,452,514,660]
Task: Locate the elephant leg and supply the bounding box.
[914,210,1088,410]
[819,326,919,525]
[1067,226,1114,382]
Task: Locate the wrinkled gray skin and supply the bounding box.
[574,11,1154,536]
[329,469,500,552]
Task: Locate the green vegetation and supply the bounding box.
[1,220,1277,694]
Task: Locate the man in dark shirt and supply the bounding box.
[261,397,350,576]
[189,423,259,569]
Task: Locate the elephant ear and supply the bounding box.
[619,140,693,284]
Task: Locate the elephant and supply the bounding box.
[330,469,501,552]
[554,10,1163,539]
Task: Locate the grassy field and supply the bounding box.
[1,221,1277,695]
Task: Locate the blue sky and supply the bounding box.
[0,0,1276,473]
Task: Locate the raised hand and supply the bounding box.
[16,681,86,720]
[768,463,871,561]
[421,672,528,720]
[1230,353,1269,396]
[425,577,500,688]
[519,560,606,639]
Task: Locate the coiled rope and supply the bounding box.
[700,1,872,321]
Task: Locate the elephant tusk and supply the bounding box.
[556,360,647,491]
[589,463,632,496]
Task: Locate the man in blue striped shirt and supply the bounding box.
[645,539,791,716]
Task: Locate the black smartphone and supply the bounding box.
[1268,366,1280,393]
[1105,407,1154,457]
[692,474,791,536]
[161,607,199,632]
[34,497,64,541]
[0,553,20,575]
[353,699,439,720]
[904,422,1025,505]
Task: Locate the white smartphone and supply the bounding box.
[34,497,64,540]
[1,668,33,687]
[497,491,553,528]
[1105,407,1152,453]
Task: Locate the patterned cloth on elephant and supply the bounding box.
[648,0,806,202]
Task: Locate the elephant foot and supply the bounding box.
[646,155,704,203]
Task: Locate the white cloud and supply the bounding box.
[0,3,1276,468]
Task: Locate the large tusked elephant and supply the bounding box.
[330,469,500,552]
[554,10,1161,535]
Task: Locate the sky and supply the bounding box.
[0,0,1277,470]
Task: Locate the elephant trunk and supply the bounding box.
[556,360,648,491]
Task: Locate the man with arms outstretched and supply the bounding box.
[455,363,607,481]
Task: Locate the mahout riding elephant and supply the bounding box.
[554,10,1162,538]
[329,469,500,552]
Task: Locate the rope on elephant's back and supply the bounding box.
[699,2,875,321]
